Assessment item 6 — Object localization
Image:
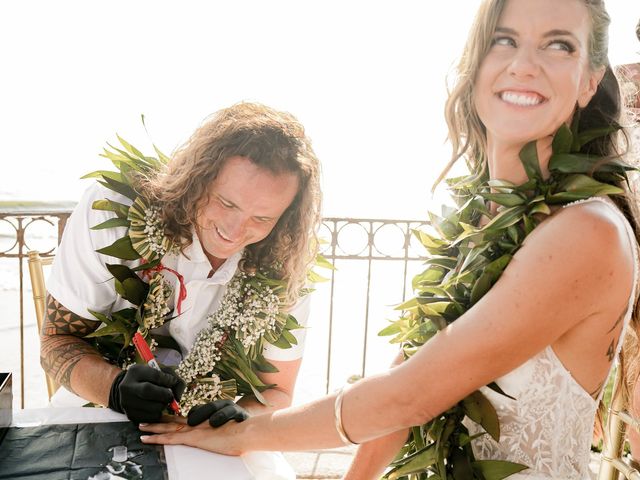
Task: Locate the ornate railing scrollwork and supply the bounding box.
[1,204,428,407]
[0,202,75,408]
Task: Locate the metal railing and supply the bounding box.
[0,203,427,408]
[0,202,74,408]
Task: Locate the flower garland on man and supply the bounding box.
[40,102,323,425]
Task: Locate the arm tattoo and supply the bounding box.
[41,294,100,336]
[606,339,615,362]
[40,294,102,394]
[604,306,628,361]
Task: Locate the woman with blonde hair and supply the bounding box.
[141,1,640,478]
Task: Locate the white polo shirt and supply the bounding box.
[48,184,310,364]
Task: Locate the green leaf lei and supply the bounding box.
[380,119,636,480]
[83,134,318,413]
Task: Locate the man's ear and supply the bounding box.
[578,66,606,108]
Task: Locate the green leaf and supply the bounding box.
[518,141,542,181]
[106,263,137,283]
[314,253,335,270]
[462,391,500,441]
[284,314,302,330]
[559,174,624,196]
[98,175,138,201]
[91,217,130,230]
[96,236,141,260]
[472,460,528,480]
[470,271,493,306]
[451,447,474,480]
[429,211,461,239]
[116,134,146,160]
[270,334,293,349]
[379,322,402,336]
[387,444,438,480]
[424,257,458,269]
[529,202,551,216]
[81,170,124,183]
[120,277,149,305]
[577,124,620,149]
[486,179,516,192]
[84,323,129,338]
[549,153,635,174]
[480,193,525,207]
[92,199,130,219]
[481,206,526,232]
[87,309,111,324]
[280,328,298,346]
[487,382,516,401]
[307,269,329,284]
[252,356,279,373]
[551,123,573,154]
[413,229,447,251]
[130,259,161,272]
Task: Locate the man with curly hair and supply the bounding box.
[40,102,322,425]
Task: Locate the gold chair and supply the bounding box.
[598,361,640,480]
[27,250,59,399]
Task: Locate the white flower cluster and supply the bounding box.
[236,282,279,348]
[174,271,281,406]
[142,272,173,329]
[176,327,226,383]
[179,376,222,413]
[207,273,279,348]
[143,205,171,257]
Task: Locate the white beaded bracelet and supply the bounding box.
[334,386,358,445]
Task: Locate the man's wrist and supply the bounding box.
[107,370,126,413]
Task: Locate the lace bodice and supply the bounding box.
[465,198,639,480]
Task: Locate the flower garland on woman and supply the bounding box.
[41,102,324,424]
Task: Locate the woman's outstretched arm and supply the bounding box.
[141,202,634,456]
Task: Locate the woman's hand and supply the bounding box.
[139,419,246,456]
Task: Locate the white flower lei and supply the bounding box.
[134,201,283,411]
[174,272,280,412]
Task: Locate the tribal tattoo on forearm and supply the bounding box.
[40,294,102,393]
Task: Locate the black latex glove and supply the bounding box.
[108,364,185,423]
[187,400,250,428]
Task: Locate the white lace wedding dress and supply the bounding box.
[465,198,639,479]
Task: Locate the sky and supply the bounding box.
[1,0,638,220]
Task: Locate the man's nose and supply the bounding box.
[224,212,248,241]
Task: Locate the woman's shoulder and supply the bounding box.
[527,197,635,265]
[518,197,636,309]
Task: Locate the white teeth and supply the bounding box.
[216,226,231,241]
[500,91,543,106]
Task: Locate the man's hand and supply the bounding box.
[108,364,185,423]
[187,400,249,427]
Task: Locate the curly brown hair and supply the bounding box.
[138,102,322,305]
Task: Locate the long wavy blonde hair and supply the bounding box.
[139,102,322,305]
[443,0,640,407]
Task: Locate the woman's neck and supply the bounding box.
[486,135,553,184]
